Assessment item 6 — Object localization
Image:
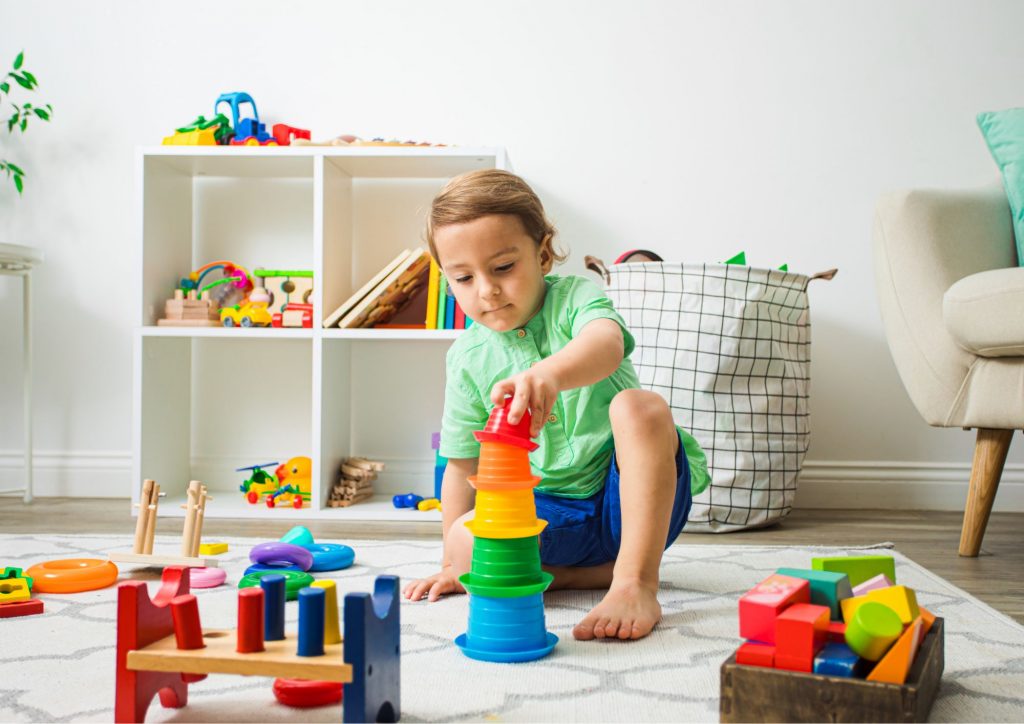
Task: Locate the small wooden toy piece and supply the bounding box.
[844,601,904,661]
[329,457,385,508]
[114,566,401,723]
[0,598,43,618]
[736,642,774,668]
[111,480,218,569]
[199,542,228,556]
[157,289,220,327]
[827,620,847,643]
[776,567,853,620]
[864,585,920,625]
[739,573,810,644]
[867,617,924,684]
[813,642,866,678]
[851,573,893,597]
[774,603,830,672]
[0,576,31,604]
[254,268,314,315]
[811,555,896,588]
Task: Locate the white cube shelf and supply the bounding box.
[133,145,508,521]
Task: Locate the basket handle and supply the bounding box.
[584,255,610,284]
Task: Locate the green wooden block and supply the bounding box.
[811,556,896,588]
[776,567,852,620]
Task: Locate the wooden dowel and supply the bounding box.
[133,479,155,553]
[190,486,208,558]
[181,481,200,557]
[143,483,160,554]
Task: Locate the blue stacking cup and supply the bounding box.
[455,593,558,663]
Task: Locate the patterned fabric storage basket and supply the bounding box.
[586,257,836,532]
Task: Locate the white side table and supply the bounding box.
[0,243,44,503]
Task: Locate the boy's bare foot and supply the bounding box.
[572,578,661,641]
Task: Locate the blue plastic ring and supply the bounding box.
[301,543,355,572]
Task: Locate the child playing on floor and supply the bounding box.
[401,169,709,640]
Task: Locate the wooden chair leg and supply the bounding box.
[959,428,1013,557]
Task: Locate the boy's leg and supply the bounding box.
[573,389,679,641]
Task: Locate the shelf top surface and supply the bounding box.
[140,145,507,179]
[141,326,463,341]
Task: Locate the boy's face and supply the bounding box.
[434,214,553,332]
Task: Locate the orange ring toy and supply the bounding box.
[25,558,119,594]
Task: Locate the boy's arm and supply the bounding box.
[440,456,478,567]
[494,318,624,432]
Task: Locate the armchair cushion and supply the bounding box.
[943,267,1024,357]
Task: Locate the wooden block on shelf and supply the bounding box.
[720,618,944,723]
[340,464,377,480]
[346,457,385,472]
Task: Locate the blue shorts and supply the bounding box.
[534,430,693,568]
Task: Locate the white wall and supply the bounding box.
[1,0,1022,509]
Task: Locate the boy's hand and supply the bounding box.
[402,566,466,602]
[491,368,558,437]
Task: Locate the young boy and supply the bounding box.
[402,170,709,641]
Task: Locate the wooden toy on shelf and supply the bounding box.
[114,567,400,723]
[328,457,385,508]
[156,289,220,327]
[254,268,313,315]
[110,480,218,568]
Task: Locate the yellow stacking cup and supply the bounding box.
[464,488,547,539]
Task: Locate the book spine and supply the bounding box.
[425,258,439,330]
[454,301,466,330]
[444,294,455,330]
[436,276,447,330]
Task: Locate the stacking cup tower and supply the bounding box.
[455,399,559,662]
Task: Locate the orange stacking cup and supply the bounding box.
[464,488,547,539]
[469,441,540,492]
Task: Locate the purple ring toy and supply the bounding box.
[249,542,313,572]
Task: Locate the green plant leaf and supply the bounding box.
[12,73,32,90]
[23,71,37,86]
[0,82,8,94]
[8,162,24,174]
[14,174,23,194]
[7,118,14,133]
[34,108,49,120]
[14,51,23,70]
[20,118,27,132]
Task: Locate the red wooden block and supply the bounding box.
[0,598,43,618]
[828,620,847,643]
[775,602,830,672]
[736,642,775,668]
[739,573,810,644]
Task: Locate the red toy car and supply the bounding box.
[272,303,313,328]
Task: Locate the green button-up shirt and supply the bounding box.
[440,274,709,499]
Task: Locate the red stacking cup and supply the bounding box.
[473,397,539,451]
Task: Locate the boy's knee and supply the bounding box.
[448,511,475,575]
[610,389,674,432]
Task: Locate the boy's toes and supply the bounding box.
[603,617,622,639]
[618,621,635,640]
[593,616,612,639]
[572,613,599,641]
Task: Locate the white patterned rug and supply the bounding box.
[1,534,1023,722]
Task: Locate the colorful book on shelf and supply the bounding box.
[338,248,432,329]
[425,258,440,330]
[454,301,466,330]
[323,248,412,328]
[436,275,448,329]
[444,293,455,329]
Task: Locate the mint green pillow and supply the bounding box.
[977,109,1024,266]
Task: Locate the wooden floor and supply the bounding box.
[2,498,1020,623]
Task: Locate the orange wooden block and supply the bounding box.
[867,616,923,684]
[919,606,936,637]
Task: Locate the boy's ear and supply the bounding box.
[539,234,555,273]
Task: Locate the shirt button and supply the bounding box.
[548,414,557,423]
[516,329,526,338]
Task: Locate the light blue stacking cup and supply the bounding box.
[455,593,558,663]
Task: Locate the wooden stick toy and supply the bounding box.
[111,480,218,568]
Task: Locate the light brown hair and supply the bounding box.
[426,169,567,265]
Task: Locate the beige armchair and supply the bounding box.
[873,187,1024,556]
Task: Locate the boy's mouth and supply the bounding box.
[483,304,510,314]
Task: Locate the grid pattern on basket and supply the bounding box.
[606,263,813,531]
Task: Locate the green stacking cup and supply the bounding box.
[460,536,553,598]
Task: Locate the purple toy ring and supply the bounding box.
[250,542,313,572]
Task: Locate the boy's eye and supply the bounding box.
[495,262,515,273]
[455,275,471,284]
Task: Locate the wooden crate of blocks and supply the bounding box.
[719,555,944,723]
[328,457,385,508]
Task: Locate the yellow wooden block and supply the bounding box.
[866,585,920,625]
[0,577,31,603]
[199,542,229,556]
[867,616,923,684]
[312,580,342,645]
[839,593,871,623]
